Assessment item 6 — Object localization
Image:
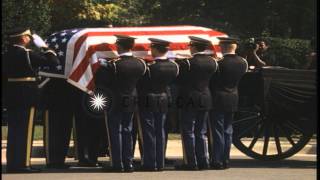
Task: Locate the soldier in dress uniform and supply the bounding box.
[43,78,75,169]
[94,35,146,172]
[137,38,179,171]
[175,36,218,170]
[3,27,60,173]
[73,88,104,167]
[208,37,248,169]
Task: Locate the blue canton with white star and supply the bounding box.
[41,28,83,75]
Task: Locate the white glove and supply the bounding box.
[32,34,48,48]
[98,58,109,67]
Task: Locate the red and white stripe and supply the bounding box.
[64,26,227,93]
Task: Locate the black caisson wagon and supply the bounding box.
[232,67,317,160]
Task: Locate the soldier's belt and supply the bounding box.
[7,77,37,82]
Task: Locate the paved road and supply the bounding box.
[1,155,316,180]
[1,139,317,180]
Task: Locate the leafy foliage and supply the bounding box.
[265,38,311,69]
[2,0,316,68]
[238,37,311,69]
[2,0,52,52]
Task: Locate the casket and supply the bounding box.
[40,25,227,93]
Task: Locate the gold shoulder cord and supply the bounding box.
[185,59,191,71]
[136,57,147,75]
[146,61,155,78]
[169,60,180,77]
[211,57,219,73]
[241,57,249,72]
[110,59,118,74]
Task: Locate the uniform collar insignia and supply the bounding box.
[147,61,156,65]
[13,44,26,49]
[223,53,236,56]
[192,52,206,56]
[119,52,133,57]
[13,44,29,51]
[154,56,167,60]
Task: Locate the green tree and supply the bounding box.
[2,0,52,52]
[136,0,316,39]
[50,0,147,31]
[113,0,152,26]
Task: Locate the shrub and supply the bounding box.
[238,37,311,69]
[265,37,311,69]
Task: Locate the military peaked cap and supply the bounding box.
[8,27,32,38]
[189,36,212,47]
[149,38,171,48]
[114,34,136,44]
[217,37,239,44]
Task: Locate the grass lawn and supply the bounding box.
[3,125,316,141]
[2,125,182,141]
[2,125,43,140]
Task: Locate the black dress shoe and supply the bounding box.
[157,167,164,172]
[174,164,198,171]
[198,163,210,170]
[165,158,175,165]
[7,167,41,173]
[124,164,134,172]
[103,166,124,172]
[223,160,230,169]
[140,166,157,172]
[46,163,70,169]
[77,161,100,167]
[210,162,225,170]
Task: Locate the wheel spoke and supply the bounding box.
[278,123,296,146]
[283,120,306,135]
[236,119,262,138]
[233,113,260,125]
[248,123,265,150]
[262,122,270,155]
[274,124,282,155]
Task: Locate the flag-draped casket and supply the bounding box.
[40,25,227,93]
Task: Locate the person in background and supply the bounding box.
[43,78,75,169]
[241,38,276,68]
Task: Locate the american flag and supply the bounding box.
[39,25,227,93]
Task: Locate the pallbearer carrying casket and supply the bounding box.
[95,34,146,172]
[175,36,218,170]
[137,38,179,171]
[208,37,248,169]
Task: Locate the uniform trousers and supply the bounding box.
[180,109,209,167]
[105,111,134,168]
[140,111,166,169]
[209,111,233,163]
[6,107,35,170]
[44,80,75,166]
[45,108,73,165]
[132,113,143,158]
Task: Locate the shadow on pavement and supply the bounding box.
[228,158,316,169]
[1,157,316,174]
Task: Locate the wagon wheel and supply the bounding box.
[232,106,313,160]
